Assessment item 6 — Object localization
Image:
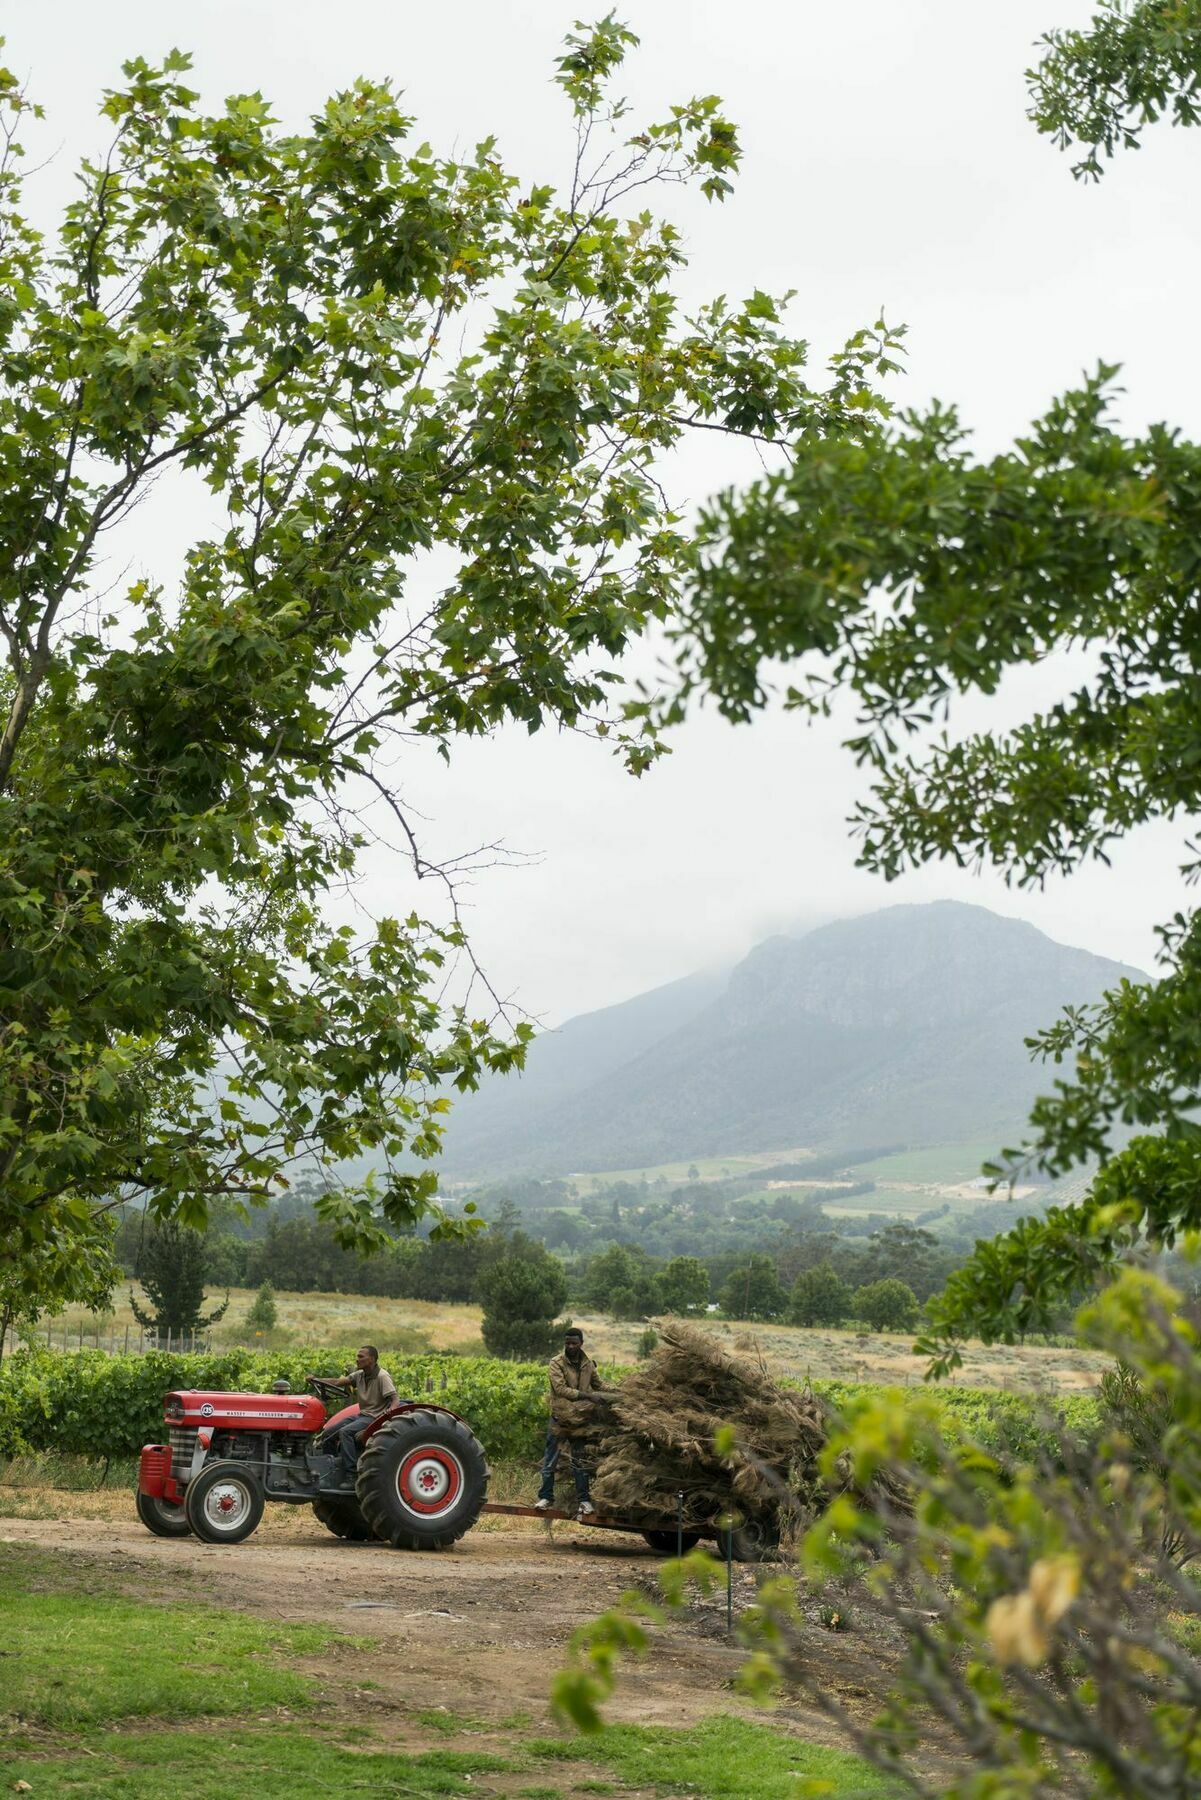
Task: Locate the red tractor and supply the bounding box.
[135,1376,489,1549]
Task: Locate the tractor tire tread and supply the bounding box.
[311,1493,376,1541]
[356,1407,488,1552]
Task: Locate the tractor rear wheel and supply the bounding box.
[136,1489,191,1538]
[312,1493,376,1541]
[356,1409,488,1550]
[641,1528,701,1555]
[184,1460,265,1544]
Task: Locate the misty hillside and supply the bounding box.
[440,902,1143,1177]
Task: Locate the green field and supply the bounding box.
[566,1148,815,1190]
[558,1137,1029,1198]
[823,1187,946,1218]
[847,1142,1004,1184]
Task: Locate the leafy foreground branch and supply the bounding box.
[0,21,897,1297]
[657,0,1201,1362]
[554,1266,1201,1798]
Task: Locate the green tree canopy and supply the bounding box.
[477,1240,569,1360]
[0,1215,117,1362]
[129,1217,229,1339]
[1029,0,1201,180]
[718,1253,787,1323]
[584,1241,662,1320]
[790,1262,851,1328]
[658,1254,711,1315]
[854,1277,920,1334]
[662,2,1201,1372]
[0,23,891,1288]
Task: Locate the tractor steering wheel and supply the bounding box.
[306,1376,346,1402]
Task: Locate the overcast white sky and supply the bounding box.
[11,2,1200,1023]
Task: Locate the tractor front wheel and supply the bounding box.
[312,1493,376,1541]
[136,1489,191,1538]
[356,1409,488,1551]
[184,1461,265,1545]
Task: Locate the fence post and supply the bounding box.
[123,1324,129,1354]
[726,1521,734,1635]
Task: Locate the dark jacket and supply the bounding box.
[548,1350,606,1426]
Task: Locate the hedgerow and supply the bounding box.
[0,1347,559,1463]
[0,1349,1101,1469]
[812,1378,1101,1463]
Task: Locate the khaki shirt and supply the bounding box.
[349,1366,398,1419]
[548,1350,605,1410]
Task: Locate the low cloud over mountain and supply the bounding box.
[439,902,1143,1179]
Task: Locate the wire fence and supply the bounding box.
[2,1322,214,1360]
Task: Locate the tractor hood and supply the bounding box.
[163,1389,327,1433]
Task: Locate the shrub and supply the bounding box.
[245,1283,278,1334]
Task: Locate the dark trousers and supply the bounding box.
[327,1414,371,1474]
[537,1425,590,1504]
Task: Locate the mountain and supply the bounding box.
[441,965,728,1174]
[439,902,1143,1178]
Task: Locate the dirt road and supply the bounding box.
[1,1510,889,1746]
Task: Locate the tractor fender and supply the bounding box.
[359,1401,462,1447]
[321,1400,462,1445]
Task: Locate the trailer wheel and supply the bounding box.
[136,1489,191,1538]
[356,1409,488,1550]
[641,1528,702,1555]
[184,1461,265,1544]
[312,1493,376,1541]
[719,1515,780,1563]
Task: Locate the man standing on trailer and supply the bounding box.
[535,1327,607,1518]
[315,1344,399,1473]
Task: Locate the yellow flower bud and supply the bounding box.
[1028,1556,1079,1626]
[986,1592,1050,1668]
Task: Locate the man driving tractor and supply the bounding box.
[310,1345,399,1472]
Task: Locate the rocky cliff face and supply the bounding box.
[438,901,1143,1177]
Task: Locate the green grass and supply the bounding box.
[530,1718,900,1796]
[0,1547,348,1731]
[3,1727,518,1798]
[2,1546,898,1800]
[0,1450,139,1490]
[5,1720,899,1798]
